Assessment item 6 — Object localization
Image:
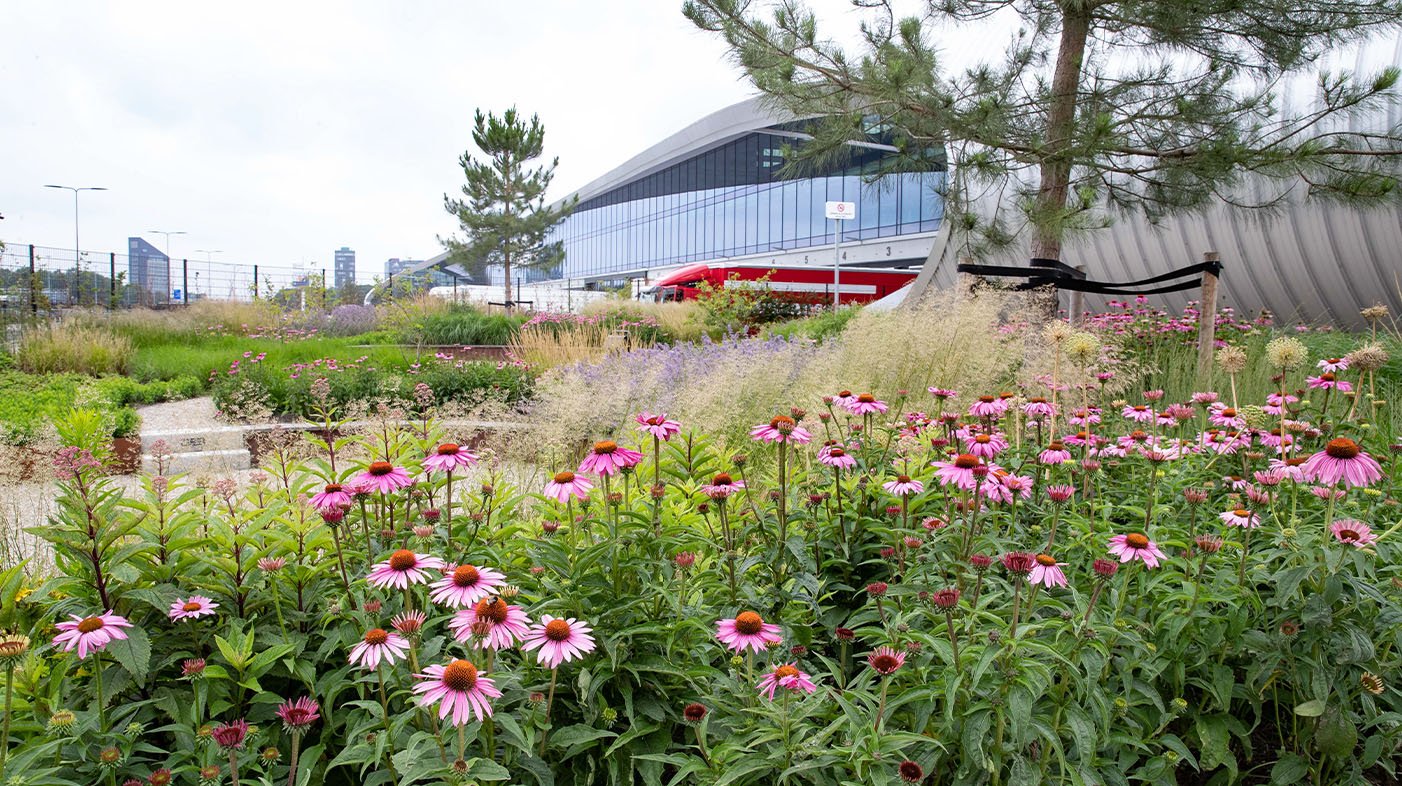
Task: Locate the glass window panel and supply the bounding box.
[900,173,922,228]
[757,187,771,250]
[781,181,796,245]
[795,180,812,244]
[742,189,757,252]
[878,180,898,229]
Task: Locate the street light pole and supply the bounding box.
[195,250,222,298]
[44,184,107,305]
[149,229,186,303]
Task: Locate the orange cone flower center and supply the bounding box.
[453,565,481,587]
[975,435,991,444]
[437,443,460,455]
[364,628,389,645]
[553,470,576,484]
[770,415,795,429]
[953,454,980,469]
[1048,442,1065,452]
[828,447,845,457]
[325,483,343,493]
[475,598,509,624]
[1036,554,1057,566]
[857,393,876,403]
[1325,438,1361,459]
[896,475,912,484]
[388,550,418,571]
[1233,509,1250,518]
[441,659,478,691]
[734,611,764,635]
[712,473,733,486]
[1338,528,1360,541]
[1125,533,1150,549]
[368,461,394,476]
[774,664,800,680]
[76,617,105,634]
[593,440,618,454]
[543,619,572,642]
[182,601,202,612]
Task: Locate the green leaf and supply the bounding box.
[1314,706,1357,758]
[467,757,512,781]
[547,724,616,750]
[1293,699,1326,717]
[1195,714,1232,771]
[1064,704,1096,763]
[1270,754,1310,784]
[106,625,151,683]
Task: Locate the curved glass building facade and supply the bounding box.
[549,101,947,283]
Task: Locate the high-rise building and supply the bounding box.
[128,237,170,305]
[334,246,356,288]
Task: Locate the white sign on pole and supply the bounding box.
[824,201,856,220]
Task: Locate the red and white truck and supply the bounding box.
[645,262,918,306]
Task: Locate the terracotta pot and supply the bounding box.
[109,437,142,475]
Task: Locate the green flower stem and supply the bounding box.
[94,654,107,733]
[375,666,401,785]
[539,667,559,755]
[286,731,302,786]
[0,663,14,779]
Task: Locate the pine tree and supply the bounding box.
[684,0,1402,262]
[443,108,576,306]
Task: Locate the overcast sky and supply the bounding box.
[2,0,893,282]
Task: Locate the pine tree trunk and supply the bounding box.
[1031,6,1092,263]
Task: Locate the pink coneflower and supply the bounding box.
[1317,357,1350,373]
[1301,438,1383,488]
[993,471,1034,499]
[883,475,924,496]
[414,660,502,725]
[258,556,287,572]
[578,440,644,477]
[1122,404,1156,423]
[927,387,957,400]
[1264,392,1299,415]
[52,611,132,659]
[1306,373,1352,392]
[1191,391,1220,406]
[309,483,352,513]
[636,412,682,441]
[831,390,857,408]
[355,461,414,494]
[756,663,817,700]
[422,443,479,474]
[1330,520,1378,547]
[1023,397,1056,419]
[428,563,506,607]
[1068,408,1101,426]
[522,616,596,668]
[449,597,531,650]
[391,610,426,637]
[543,470,592,503]
[1028,554,1068,587]
[932,454,982,489]
[818,445,857,469]
[867,646,906,675]
[1200,430,1246,455]
[275,697,321,732]
[349,628,410,670]
[211,719,249,750]
[169,596,219,621]
[845,393,888,416]
[1038,442,1072,465]
[968,395,1007,419]
[750,415,813,444]
[715,611,782,653]
[366,550,445,589]
[1108,532,1166,568]
[963,432,1008,458]
[1254,470,1285,487]
[701,472,745,499]
[1001,552,1036,576]
[1045,484,1075,504]
[1208,404,1245,428]
[1223,475,1250,491]
[1220,508,1261,529]
[1309,485,1347,501]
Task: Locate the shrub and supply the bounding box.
[16,322,133,375]
[766,304,863,342]
[324,304,379,336]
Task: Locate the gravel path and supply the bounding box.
[137,396,224,434]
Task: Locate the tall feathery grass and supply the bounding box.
[16,323,134,376]
[517,289,1043,457]
[580,299,705,342]
[510,319,658,370]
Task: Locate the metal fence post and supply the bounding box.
[109,252,117,310]
[28,245,37,317]
[253,264,259,299]
[182,259,189,305]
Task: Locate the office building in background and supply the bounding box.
[334,246,356,288]
[128,237,170,305]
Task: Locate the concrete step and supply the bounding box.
[142,426,247,454]
[141,448,251,475]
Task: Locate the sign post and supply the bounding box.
[824,201,856,306]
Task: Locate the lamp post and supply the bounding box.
[195,250,222,298]
[44,184,107,305]
[149,230,186,303]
